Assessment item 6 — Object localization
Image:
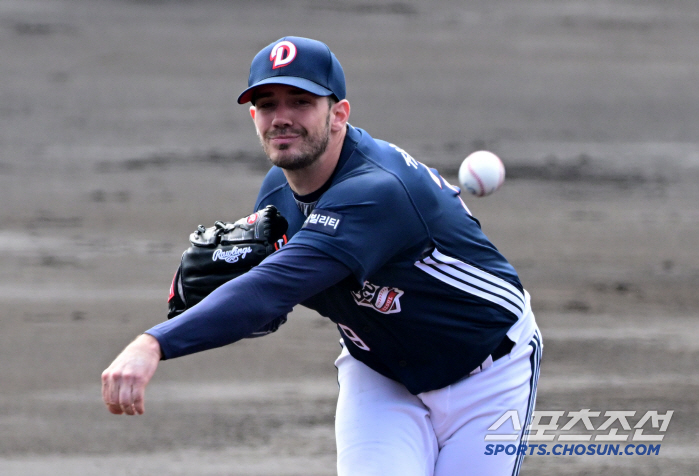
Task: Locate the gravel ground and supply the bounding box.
[1,1,698,474]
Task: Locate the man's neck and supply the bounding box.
[283,126,347,196]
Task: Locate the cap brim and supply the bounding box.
[237,76,334,104]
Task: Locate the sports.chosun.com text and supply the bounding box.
[484,443,662,456]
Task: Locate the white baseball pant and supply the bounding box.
[334,305,542,476]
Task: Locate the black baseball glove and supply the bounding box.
[167,205,289,336]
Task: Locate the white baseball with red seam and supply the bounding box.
[458,151,505,197]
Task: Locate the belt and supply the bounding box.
[469,335,515,377]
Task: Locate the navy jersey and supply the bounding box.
[254,125,526,393]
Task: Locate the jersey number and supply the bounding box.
[391,143,472,215]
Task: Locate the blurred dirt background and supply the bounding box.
[1,0,698,474]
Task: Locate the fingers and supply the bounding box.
[103,368,145,415]
[118,380,144,416]
[101,334,161,416]
[102,367,131,414]
[101,369,123,414]
[133,389,145,415]
[118,378,134,414]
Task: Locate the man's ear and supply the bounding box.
[249,106,261,136]
[330,99,350,132]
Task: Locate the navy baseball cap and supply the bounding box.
[237,36,346,104]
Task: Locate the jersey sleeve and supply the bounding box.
[145,244,351,359]
[288,173,429,283]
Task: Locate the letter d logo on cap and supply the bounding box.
[270,41,297,69]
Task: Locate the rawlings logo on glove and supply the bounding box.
[212,246,253,263]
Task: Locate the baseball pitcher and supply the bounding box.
[102,36,543,476]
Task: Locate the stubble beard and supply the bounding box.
[260,111,331,171]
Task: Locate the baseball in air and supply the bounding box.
[458,150,506,197]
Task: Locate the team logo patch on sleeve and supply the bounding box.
[302,210,342,236]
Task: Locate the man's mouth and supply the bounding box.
[269,135,299,146]
[267,129,304,147]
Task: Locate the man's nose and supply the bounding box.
[271,105,293,128]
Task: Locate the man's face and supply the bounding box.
[251,85,333,171]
